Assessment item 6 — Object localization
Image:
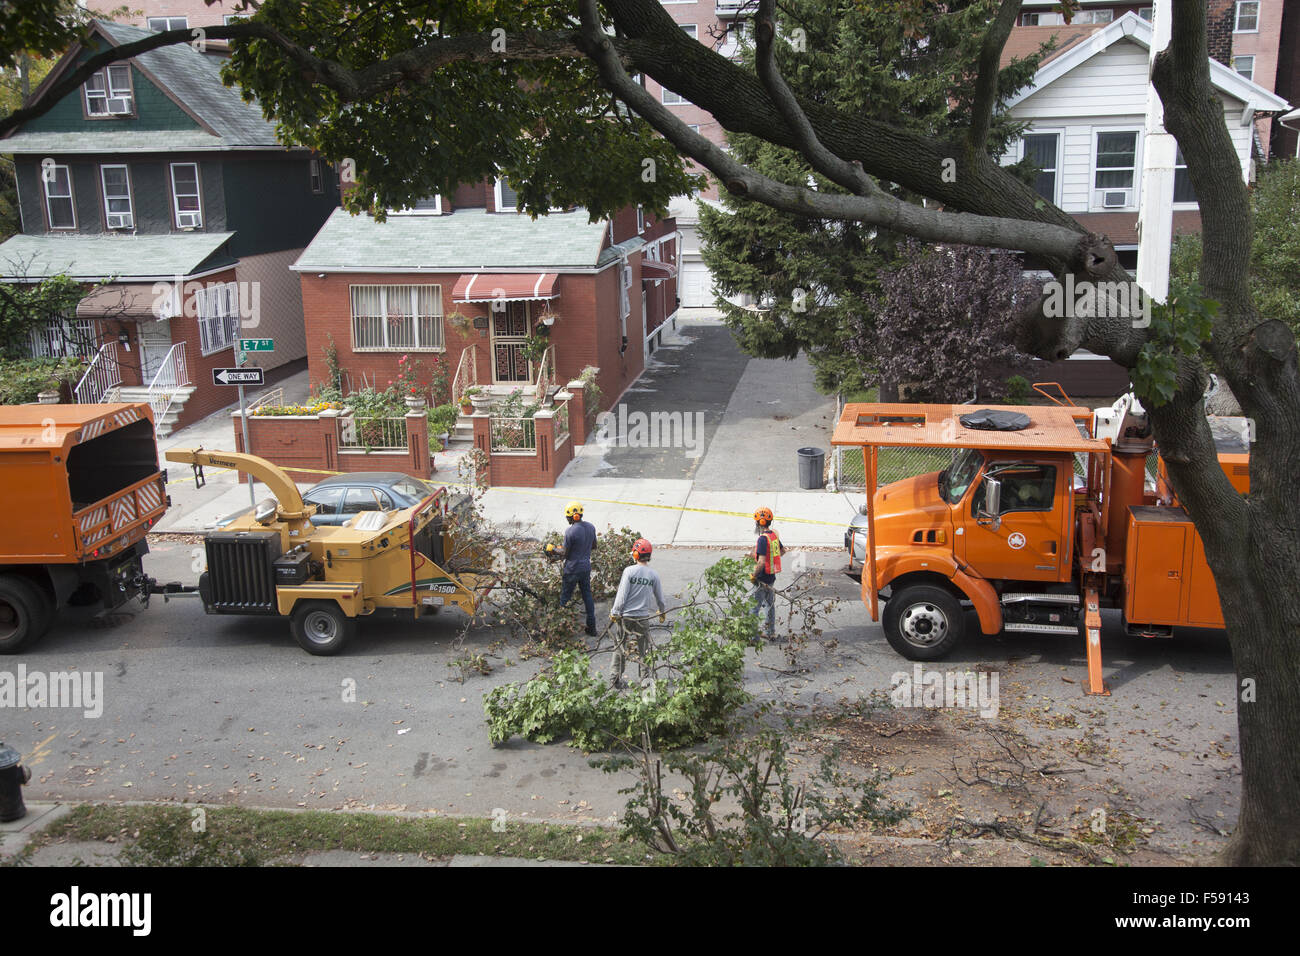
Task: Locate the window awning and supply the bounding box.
[452,273,558,302]
[640,261,677,281]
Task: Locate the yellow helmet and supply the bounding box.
[565,501,584,519]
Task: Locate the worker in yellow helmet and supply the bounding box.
[552,501,599,636]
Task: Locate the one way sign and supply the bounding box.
[213,367,265,386]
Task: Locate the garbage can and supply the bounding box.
[0,742,30,823]
[797,447,826,490]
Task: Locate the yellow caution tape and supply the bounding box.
[167,467,850,527]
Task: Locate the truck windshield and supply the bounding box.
[939,447,983,504]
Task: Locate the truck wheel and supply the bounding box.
[0,575,53,654]
[290,601,355,656]
[882,585,964,661]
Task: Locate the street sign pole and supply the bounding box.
[238,351,255,508]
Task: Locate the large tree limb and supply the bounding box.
[752,0,874,196]
[578,0,1111,271]
[966,0,1023,153]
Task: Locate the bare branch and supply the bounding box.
[967,0,1023,152]
[752,0,874,196]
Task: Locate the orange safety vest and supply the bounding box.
[752,531,782,574]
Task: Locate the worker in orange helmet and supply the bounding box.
[749,506,782,640]
[608,537,666,690]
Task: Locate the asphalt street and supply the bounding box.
[3,539,1239,834]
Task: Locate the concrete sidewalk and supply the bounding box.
[152,315,862,545]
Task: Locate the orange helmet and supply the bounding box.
[753,506,774,526]
[631,538,653,559]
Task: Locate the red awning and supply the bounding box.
[640,261,677,281]
[452,273,558,302]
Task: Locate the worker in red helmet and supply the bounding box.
[608,537,666,690]
[749,506,782,640]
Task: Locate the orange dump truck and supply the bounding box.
[832,386,1249,695]
[0,404,168,652]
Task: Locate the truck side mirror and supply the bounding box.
[977,477,1002,531]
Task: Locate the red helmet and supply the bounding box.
[631,538,653,559]
[753,506,774,526]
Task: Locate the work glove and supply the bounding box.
[658,612,666,624]
[610,613,621,623]
[750,572,758,582]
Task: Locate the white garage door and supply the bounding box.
[679,258,713,308]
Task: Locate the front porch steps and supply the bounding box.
[110,384,197,438]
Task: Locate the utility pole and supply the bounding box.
[1135,0,1174,305]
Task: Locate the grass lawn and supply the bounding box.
[14,803,647,867]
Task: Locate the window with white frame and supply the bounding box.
[681,24,697,40]
[350,285,445,351]
[1173,146,1197,204]
[309,158,323,194]
[494,176,519,212]
[146,16,188,31]
[1232,55,1255,81]
[1235,1,1259,32]
[389,195,442,215]
[44,164,75,229]
[1021,132,1059,204]
[662,84,685,105]
[636,206,645,233]
[100,164,133,228]
[1138,7,1154,20]
[223,14,247,24]
[27,316,94,358]
[84,64,133,116]
[194,282,239,355]
[1093,131,1139,206]
[170,163,202,227]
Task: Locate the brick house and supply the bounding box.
[293,180,679,433]
[0,20,339,433]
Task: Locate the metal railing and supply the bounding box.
[491,416,537,453]
[248,387,284,412]
[533,343,555,401]
[145,342,190,431]
[553,399,570,450]
[452,344,479,403]
[338,414,409,451]
[74,342,122,405]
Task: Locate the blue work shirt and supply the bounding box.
[562,520,598,574]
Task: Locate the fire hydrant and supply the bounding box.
[0,742,31,823]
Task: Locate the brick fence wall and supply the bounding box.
[233,408,431,483]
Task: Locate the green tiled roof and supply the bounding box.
[0,231,236,281]
[293,208,616,272]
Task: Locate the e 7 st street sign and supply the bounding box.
[239,338,274,351]
[213,367,265,386]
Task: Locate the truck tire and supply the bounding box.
[0,575,54,654]
[290,601,355,656]
[882,584,964,660]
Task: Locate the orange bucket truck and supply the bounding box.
[831,385,1248,695]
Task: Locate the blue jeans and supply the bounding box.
[751,582,776,637]
[561,571,596,631]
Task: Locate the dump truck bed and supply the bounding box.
[0,404,166,563]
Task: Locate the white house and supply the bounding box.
[1002,12,1291,269]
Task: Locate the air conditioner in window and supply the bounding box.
[176,211,201,228]
[107,97,132,115]
[106,213,133,229]
[1100,189,1132,208]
